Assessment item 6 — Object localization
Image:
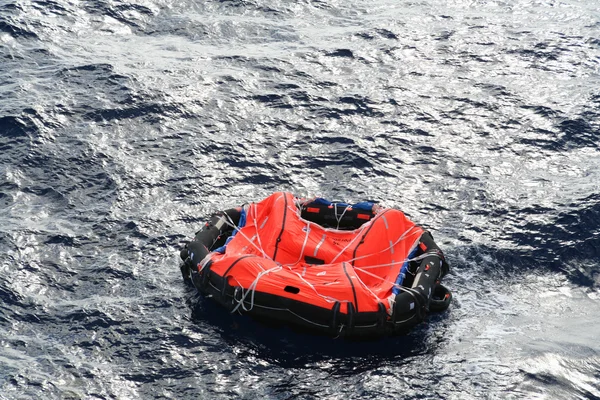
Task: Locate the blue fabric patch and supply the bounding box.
[312,198,375,212]
[392,245,420,295]
[214,208,247,254]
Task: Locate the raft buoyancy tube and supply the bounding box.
[180,208,242,281]
[429,283,452,312]
[391,231,451,332]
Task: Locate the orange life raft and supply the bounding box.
[180,192,451,338]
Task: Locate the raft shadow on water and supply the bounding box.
[188,292,445,369]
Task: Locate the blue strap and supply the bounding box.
[392,245,420,294]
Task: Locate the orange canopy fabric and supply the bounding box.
[207,192,424,313]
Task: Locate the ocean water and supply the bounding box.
[1,0,599,398]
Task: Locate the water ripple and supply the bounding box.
[1,0,599,398]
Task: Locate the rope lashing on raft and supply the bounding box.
[207,199,444,317]
[230,263,283,314]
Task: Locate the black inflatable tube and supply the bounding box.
[180,208,241,280]
[391,231,451,331]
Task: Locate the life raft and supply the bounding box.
[180,192,451,339]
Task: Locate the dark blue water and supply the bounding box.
[2,0,599,398]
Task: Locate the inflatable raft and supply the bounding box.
[180,192,451,339]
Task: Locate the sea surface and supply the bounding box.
[1,0,599,399]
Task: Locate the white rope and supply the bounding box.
[283,221,312,267]
[334,203,351,230]
[230,263,282,313]
[217,198,436,318]
[219,203,270,259]
[349,262,385,304]
[349,252,432,270]
[341,224,423,266]
[291,269,347,305]
[330,224,368,263]
[198,254,212,272]
[249,201,268,259]
[353,265,403,291]
[353,250,445,294]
